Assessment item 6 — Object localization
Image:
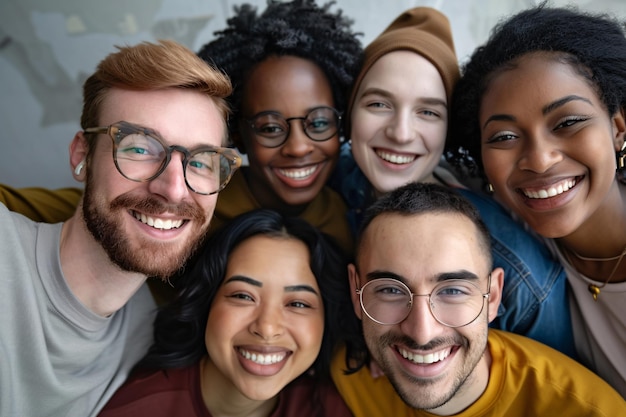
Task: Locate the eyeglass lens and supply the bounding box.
[112,124,236,195]
[359,278,487,327]
[249,106,339,147]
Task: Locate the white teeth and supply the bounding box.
[399,347,451,364]
[376,150,416,165]
[134,212,183,230]
[278,166,318,180]
[239,348,286,365]
[523,178,577,199]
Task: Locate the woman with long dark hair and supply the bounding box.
[99,209,359,416]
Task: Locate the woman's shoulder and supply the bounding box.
[98,366,204,416]
[275,376,353,417]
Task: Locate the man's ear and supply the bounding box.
[70,131,89,181]
[348,263,363,320]
[487,267,504,323]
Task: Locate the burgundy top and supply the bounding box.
[98,364,353,417]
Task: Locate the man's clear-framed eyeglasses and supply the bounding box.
[243,106,341,148]
[356,275,491,328]
[85,121,242,195]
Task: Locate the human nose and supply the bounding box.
[385,110,417,144]
[280,120,315,157]
[399,295,441,345]
[249,304,285,340]
[517,134,563,173]
[147,151,189,202]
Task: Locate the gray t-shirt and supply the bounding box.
[0,205,156,416]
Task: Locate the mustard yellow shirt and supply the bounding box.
[0,184,81,223]
[331,329,625,416]
[210,169,353,254]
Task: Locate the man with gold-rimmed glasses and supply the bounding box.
[331,182,626,416]
[0,40,241,417]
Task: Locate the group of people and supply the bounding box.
[1,0,625,416]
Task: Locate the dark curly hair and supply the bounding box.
[197,0,363,140]
[445,3,626,185]
[138,209,361,382]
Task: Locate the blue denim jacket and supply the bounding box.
[457,189,576,358]
[331,143,577,358]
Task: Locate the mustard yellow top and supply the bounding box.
[0,184,81,223]
[331,329,626,416]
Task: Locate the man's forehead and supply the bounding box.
[98,88,227,147]
[357,212,486,271]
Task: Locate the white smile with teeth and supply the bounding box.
[400,347,451,364]
[376,150,416,165]
[239,348,286,365]
[278,166,318,180]
[523,178,577,199]
[133,212,183,230]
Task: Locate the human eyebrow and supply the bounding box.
[435,270,480,282]
[542,95,593,115]
[284,285,319,295]
[419,97,448,109]
[223,276,318,295]
[224,275,262,287]
[482,114,516,130]
[359,88,446,108]
[359,87,392,99]
[244,109,283,121]
[366,270,480,283]
[365,270,407,283]
[483,95,594,130]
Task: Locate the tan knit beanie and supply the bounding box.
[347,7,459,136]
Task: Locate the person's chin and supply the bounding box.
[279,190,321,208]
[274,179,326,206]
[370,177,409,196]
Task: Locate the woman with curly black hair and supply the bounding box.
[99,209,358,416]
[446,4,626,396]
[197,0,363,254]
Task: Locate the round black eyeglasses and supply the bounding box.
[243,106,341,148]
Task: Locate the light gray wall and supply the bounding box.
[1,0,624,188]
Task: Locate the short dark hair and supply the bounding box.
[344,182,493,372]
[357,182,492,263]
[138,209,360,381]
[445,3,626,181]
[197,0,363,138]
